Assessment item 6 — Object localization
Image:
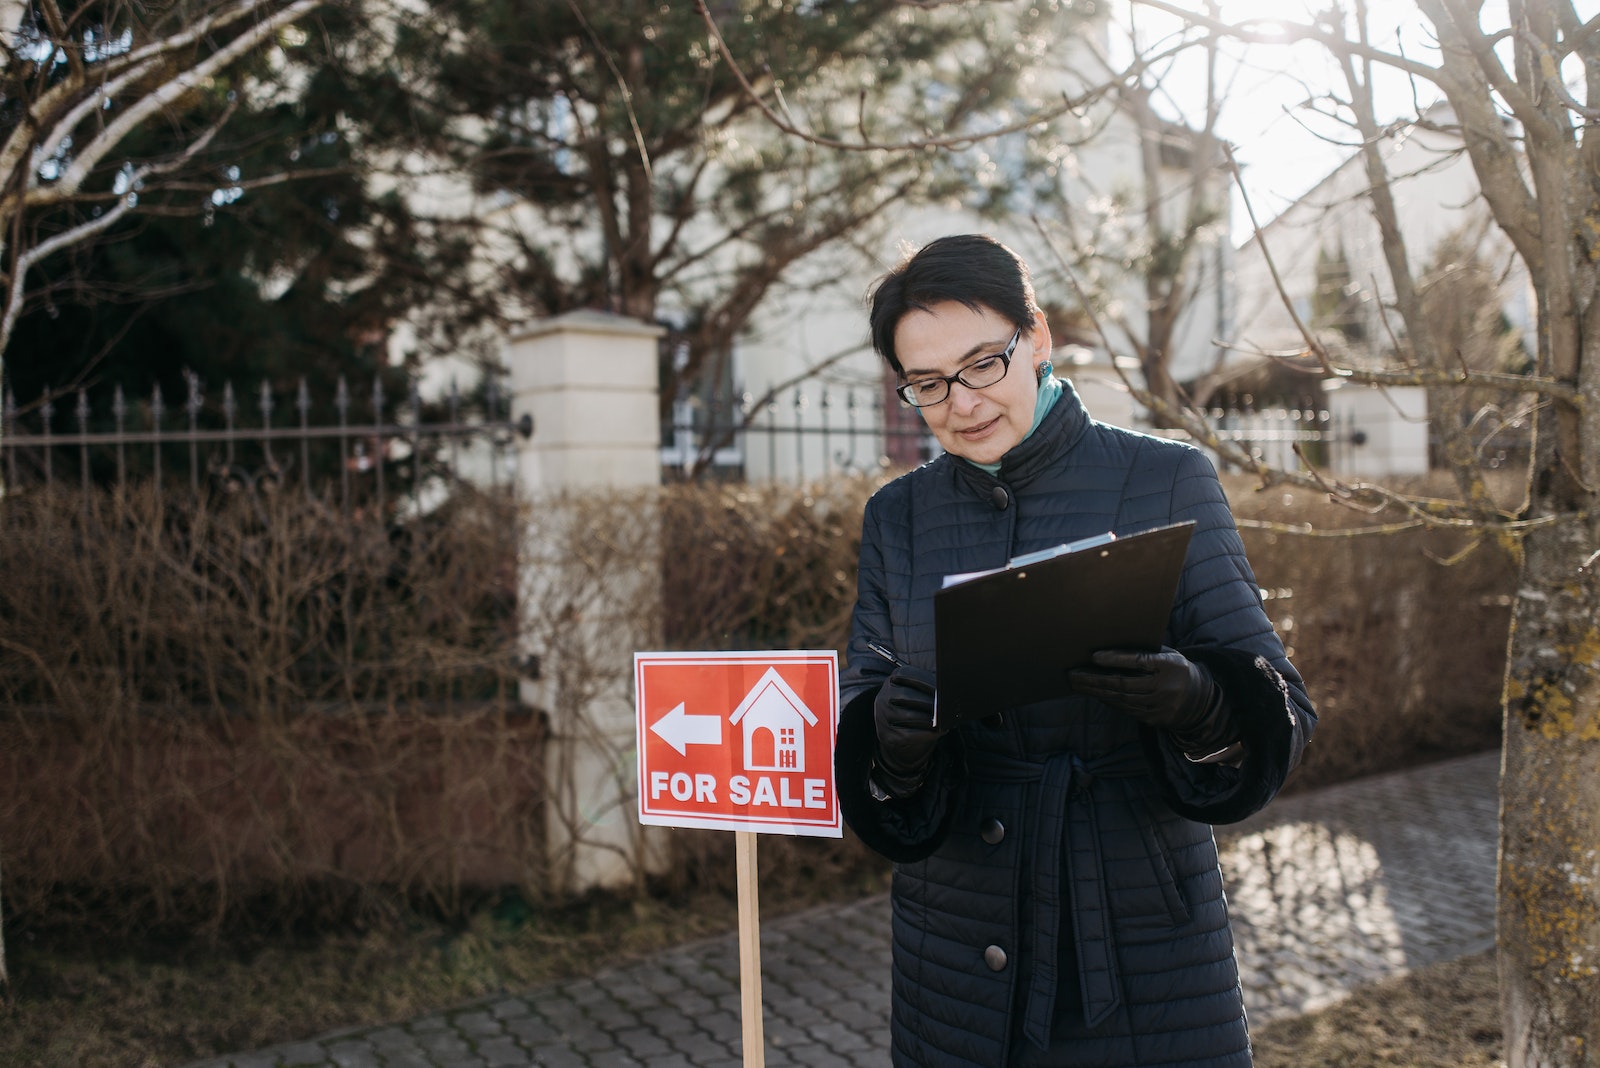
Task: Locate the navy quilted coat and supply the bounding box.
[836,381,1315,1067]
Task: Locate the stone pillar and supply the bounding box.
[505,310,665,894]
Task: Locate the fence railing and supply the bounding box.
[6,376,1400,499]
[661,385,1355,481]
[1201,404,1351,473]
[1,375,532,513]
[661,384,938,482]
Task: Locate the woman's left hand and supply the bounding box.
[1066,647,1217,733]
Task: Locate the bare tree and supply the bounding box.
[1040,2,1233,421]
[0,0,327,367]
[1127,2,1598,1062]
[725,0,1597,1058]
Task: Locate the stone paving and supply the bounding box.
[182,750,1500,1068]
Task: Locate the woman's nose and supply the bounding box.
[948,381,983,415]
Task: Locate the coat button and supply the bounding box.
[984,944,1008,971]
[981,818,1005,845]
[990,485,1010,510]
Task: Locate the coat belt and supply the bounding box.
[966,745,1149,1050]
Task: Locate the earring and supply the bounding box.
[1036,359,1052,381]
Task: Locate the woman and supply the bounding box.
[836,234,1316,1066]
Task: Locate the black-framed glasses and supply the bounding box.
[895,328,1022,408]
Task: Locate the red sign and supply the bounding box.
[634,651,840,837]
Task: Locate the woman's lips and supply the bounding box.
[957,417,999,439]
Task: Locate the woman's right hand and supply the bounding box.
[872,664,945,798]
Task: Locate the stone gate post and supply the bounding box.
[504,310,665,894]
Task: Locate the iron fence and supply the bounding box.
[5,375,1386,500]
[660,383,936,482]
[661,385,1355,481]
[1202,404,1351,472]
[1,374,532,513]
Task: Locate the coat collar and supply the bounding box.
[948,377,1094,494]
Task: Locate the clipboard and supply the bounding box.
[932,520,1196,727]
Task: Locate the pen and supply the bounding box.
[866,641,903,667]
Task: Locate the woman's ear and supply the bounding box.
[1029,310,1053,377]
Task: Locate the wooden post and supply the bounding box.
[735,830,765,1067]
[0,854,8,991]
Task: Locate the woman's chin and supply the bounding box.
[944,432,1020,467]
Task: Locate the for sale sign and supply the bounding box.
[634,651,841,837]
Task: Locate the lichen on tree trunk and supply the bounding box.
[1499,516,1600,1067]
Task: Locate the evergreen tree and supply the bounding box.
[355,0,1091,406]
[11,0,1093,422]
[4,1,485,420]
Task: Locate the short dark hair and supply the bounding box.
[867,234,1041,374]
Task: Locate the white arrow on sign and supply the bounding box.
[650,701,723,756]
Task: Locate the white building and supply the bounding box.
[1229,105,1531,369]
[730,668,817,774]
[717,14,1231,481]
[1225,105,1532,475]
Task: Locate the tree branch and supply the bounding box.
[0,195,136,354]
[33,0,324,208]
[28,56,166,190]
[1131,0,1440,81]
[1031,202,1571,538]
[1337,364,1581,404]
[8,0,321,191]
[695,0,1117,153]
[0,102,238,355]
[1225,145,1341,377]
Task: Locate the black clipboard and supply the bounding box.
[932,521,1195,727]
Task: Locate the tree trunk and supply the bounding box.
[1500,512,1600,1067]
[1138,330,1182,422]
[1497,238,1600,1066]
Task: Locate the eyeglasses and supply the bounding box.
[895,328,1021,408]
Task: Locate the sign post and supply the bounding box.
[736,831,763,1063]
[634,651,841,1067]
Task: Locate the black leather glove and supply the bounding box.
[1067,647,1236,754]
[872,664,946,798]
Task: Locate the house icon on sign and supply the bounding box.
[729,667,817,773]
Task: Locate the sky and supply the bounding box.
[1113,0,1598,242]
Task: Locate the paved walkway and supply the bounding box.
[183,751,1500,1068]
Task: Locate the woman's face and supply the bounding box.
[893,301,1052,466]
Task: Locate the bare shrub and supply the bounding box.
[519,488,668,897]
[658,469,1511,802]
[660,477,881,653]
[1223,472,1515,792]
[0,486,536,934]
[0,468,1513,936]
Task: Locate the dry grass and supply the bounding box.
[4,895,730,1068]
[0,873,893,1068]
[1253,950,1503,1067]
